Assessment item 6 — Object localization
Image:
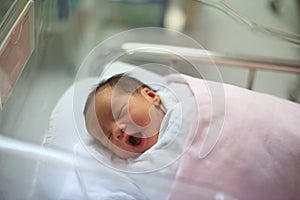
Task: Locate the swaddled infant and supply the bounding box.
[84,73,300,200]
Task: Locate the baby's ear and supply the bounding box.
[141,88,161,106]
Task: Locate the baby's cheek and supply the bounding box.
[130,108,151,127]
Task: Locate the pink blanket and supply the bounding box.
[166,75,300,200]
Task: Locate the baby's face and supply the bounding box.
[86,85,164,158]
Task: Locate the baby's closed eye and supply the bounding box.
[116,104,126,120]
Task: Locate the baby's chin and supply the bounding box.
[115,150,142,159]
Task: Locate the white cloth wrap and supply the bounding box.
[35,63,196,199]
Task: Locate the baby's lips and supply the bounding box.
[123,133,131,143]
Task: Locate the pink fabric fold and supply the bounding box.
[166,75,300,200]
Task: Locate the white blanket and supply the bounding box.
[35,62,197,199]
[59,81,196,200]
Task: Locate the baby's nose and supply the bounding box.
[112,123,126,140]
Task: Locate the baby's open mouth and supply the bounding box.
[127,132,142,146]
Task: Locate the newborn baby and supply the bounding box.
[83,72,300,200]
[84,73,166,158]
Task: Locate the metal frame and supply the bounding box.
[122,43,300,89]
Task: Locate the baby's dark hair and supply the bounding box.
[84,73,153,116]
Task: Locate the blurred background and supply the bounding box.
[0,0,299,199]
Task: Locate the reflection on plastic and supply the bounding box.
[196,0,300,45]
[0,134,237,199]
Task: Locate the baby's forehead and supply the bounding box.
[96,83,140,99]
[96,83,113,94]
[94,85,129,110]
